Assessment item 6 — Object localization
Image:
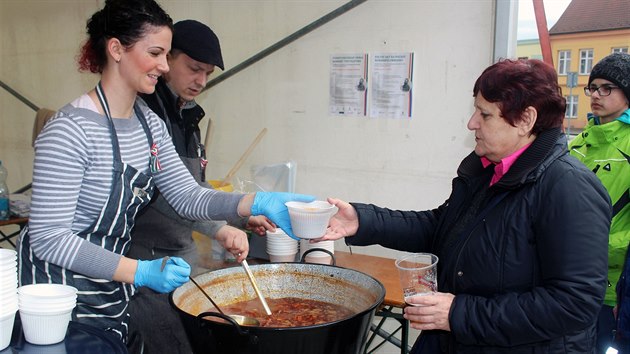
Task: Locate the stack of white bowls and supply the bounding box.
[266,228,298,262]
[0,248,18,351]
[18,283,77,345]
[300,239,335,265]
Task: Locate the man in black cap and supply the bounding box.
[569,52,630,354]
[127,20,271,354]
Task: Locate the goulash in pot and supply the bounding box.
[219,297,355,327]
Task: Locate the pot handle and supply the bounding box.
[197,311,249,337]
[300,248,336,266]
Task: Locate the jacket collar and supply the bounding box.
[154,78,205,126]
[458,127,565,189]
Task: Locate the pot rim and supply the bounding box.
[170,262,385,330]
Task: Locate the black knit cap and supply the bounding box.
[172,20,224,70]
[588,52,630,102]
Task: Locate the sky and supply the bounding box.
[517,0,572,40]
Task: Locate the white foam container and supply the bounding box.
[0,309,16,350]
[285,201,337,239]
[299,239,335,264]
[266,228,298,259]
[19,308,72,345]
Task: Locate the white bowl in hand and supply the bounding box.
[285,201,338,239]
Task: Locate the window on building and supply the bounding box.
[558,50,571,75]
[565,95,578,118]
[612,47,629,54]
[579,49,594,75]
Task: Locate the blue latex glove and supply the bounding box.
[134,257,191,293]
[251,192,316,240]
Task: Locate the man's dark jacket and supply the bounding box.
[141,77,205,162]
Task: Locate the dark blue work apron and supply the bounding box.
[18,83,155,341]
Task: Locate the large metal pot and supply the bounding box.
[170,263,385,354]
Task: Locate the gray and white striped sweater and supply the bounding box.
[24,94,243,280]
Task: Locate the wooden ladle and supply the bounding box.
[241,259,272,316]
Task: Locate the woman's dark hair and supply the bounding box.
[473,59,566,136]
[78,0,173,73]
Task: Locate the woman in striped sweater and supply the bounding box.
[16,0,313,345]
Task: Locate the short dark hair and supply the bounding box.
[78,0,173,73]
[473,59,566,136]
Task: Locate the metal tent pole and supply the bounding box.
[202,0,368,92]
[0,79,39,111]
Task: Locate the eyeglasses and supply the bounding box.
[584,85,620,97]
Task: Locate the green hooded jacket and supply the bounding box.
[569,109,630,306]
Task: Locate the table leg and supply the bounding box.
[0,228,20,248]
[401,316,409,354]
[364,305,411,354]
[0,220,27,248]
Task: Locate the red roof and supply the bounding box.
[549,0,630,35]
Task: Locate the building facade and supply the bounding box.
[516,39,543,60]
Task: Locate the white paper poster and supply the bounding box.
[370,52,414,118]
[329,54,368,116]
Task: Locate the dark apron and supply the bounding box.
[18,83,155,341]
[127,156,202,270]
[128,91,209,272]
[126,93,203,354]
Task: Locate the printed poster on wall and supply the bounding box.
[329,53,368,116]
[370,52,414,118]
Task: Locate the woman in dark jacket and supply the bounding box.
[320,59,612,353]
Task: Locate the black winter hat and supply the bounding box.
[172,20,224,70]
[588,52,630,103]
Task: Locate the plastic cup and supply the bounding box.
[268,254,297,262]
[0,258,16,268]
[19,301,76,313]
[18,293,76,305]
[395,253,438,306]
[0,249,17,272]
[17,284,77,343]
[0,289,18,306]
[285,201,337,239]
[266,228,298,262]
[0,248,17,260]
[0,310,16,351]
[18,284,77,300]
[20,308,72,345]
[300,240,334,265]
[0,265,17,274]
[0,273,17,288]
[0,302,17,317]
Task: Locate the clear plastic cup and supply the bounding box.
[395,253,438,306]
